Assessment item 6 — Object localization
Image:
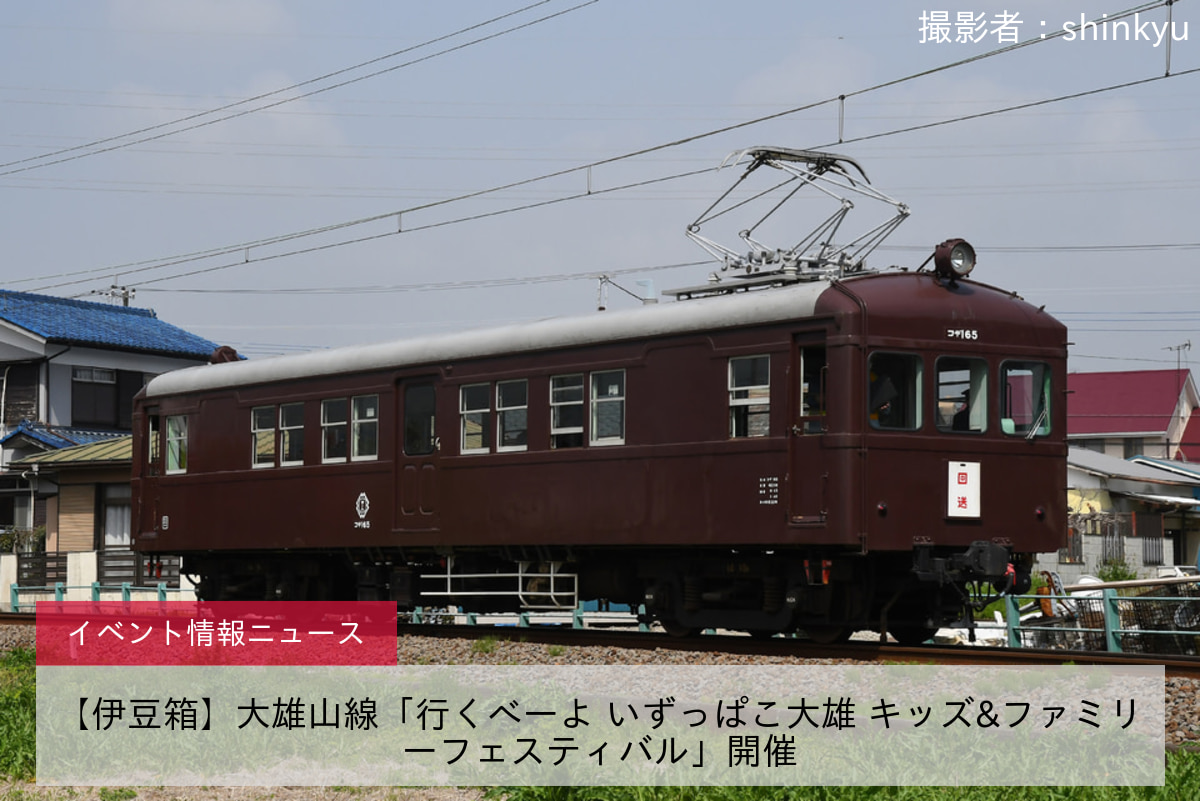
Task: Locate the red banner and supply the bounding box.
[36,602,396,666]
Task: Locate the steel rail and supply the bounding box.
[397,622,1200,678]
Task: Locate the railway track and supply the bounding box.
[6,611,1199,677]
[397,621,1200,678]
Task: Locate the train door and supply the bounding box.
[789,336,827,524]
[394,380,440,531]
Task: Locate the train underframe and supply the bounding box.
[171,540,1031,645]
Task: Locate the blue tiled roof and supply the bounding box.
[0,420,129,449]
[0,290,219,358]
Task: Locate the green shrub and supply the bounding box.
[1096,558,1138,583]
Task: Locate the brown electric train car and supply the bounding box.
[130,248,1067,643]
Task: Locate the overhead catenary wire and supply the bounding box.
[49,66,1200,297]
[0,0,599,178]
[14,0,1184,296]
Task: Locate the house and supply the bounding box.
[1037,447,1200,583]
[1067,369,1199,460]
[0,289,220,534]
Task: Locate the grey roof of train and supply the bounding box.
[145,279,833,398]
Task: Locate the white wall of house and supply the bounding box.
[1,551,196,606]
[1034,535,1176,585]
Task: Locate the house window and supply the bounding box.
[404,384,436,456]
[165,415,188,474]
[936,357,987,433]
[868,352,923,431]
[1124,437,1145,459]
[351,395,379,460]
[251,406,276,467]
[591,370,625,445]
[322,399,348,462]
[1001,361,1051,438]
[460,384,491,454]
[101,484,132,549]
[551,374,584,449]
[497,380,528,451]
[729,355,770,438]
[72,367,117,428]
[280,402,305,465]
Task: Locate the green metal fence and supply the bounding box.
[10,581,170,612]
[1006,580,1200,654]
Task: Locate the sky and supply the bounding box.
[1,1,1198,371]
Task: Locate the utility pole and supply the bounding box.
[94,285,136,307]
[1165,340,1191,396]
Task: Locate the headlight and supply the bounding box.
[934,238,975,280]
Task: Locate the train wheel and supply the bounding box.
[659,618,698,638]
[803,625,851,644]
[889,625,938,646]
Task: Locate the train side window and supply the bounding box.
[550,374,584,448]
[322,398,348,462]
[1001,361,1052,438]
[403,384,436,456]
[251,406,276,467]
[729,355,770,438]
[868,352,922,431]
[936,357,988,434]
[280,402,305,465]
[461,383,491,454]
[351,395,379,461]
[496,380,528,452]
[591,370,625,445]
[165,415,188,474]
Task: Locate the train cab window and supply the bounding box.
[147,415,161,469]
[322,399,348,462]
[165,415,188,474]
[1001,361,1052,438]
[729,355,770,437]
[591,370,625,445]
[550,374,584,448]
[251,406,276,467]
[461,383,492,454]
[403,384,436,456]
[868,353,922,431]
[798,345,827,434]
[280,402,305,465]
[496,380,528,452]
[936,357,988,434]
[351,395,379,461]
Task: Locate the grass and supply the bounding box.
[5,636,1197,796]
[0,648,35,781]
[484,751,1200,799]
[471,636,498,656]
[96,790,137,801]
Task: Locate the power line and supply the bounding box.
[135,261,708,296]
[19,0,1180,294]
[0,0,598,178]
[51,169,715,292]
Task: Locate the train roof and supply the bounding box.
[144,277,834,398]
[143,271,1062,399]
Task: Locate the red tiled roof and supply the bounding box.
[1068,369,1191,436]
[1181,415,1200,462]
